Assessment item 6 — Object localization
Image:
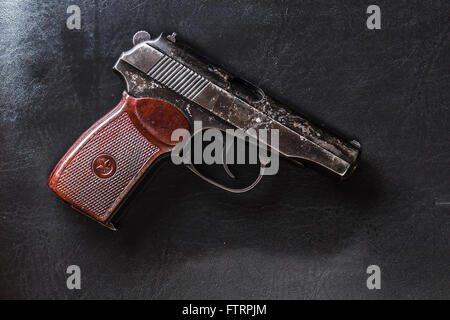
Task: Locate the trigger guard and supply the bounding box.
[186,164,264,193]
[185,127,268,193]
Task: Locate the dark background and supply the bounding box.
[0,0,449,299]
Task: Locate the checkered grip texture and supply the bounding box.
[55,112,160,220]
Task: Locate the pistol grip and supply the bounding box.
[48,92,189,227]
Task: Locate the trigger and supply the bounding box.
[222,142,235,179]
[222,162,235,179]
[186,164,263,193]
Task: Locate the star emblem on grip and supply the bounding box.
[92,154,116,178]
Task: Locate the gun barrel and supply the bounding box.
[119,33,360,179]
[191,80,360,178]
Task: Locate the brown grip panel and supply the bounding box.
[48,92,189,227]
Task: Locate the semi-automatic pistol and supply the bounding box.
[48,31,360,229]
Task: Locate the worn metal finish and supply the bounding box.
[116,32,360,179]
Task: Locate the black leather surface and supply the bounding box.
[0,0,449,299]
